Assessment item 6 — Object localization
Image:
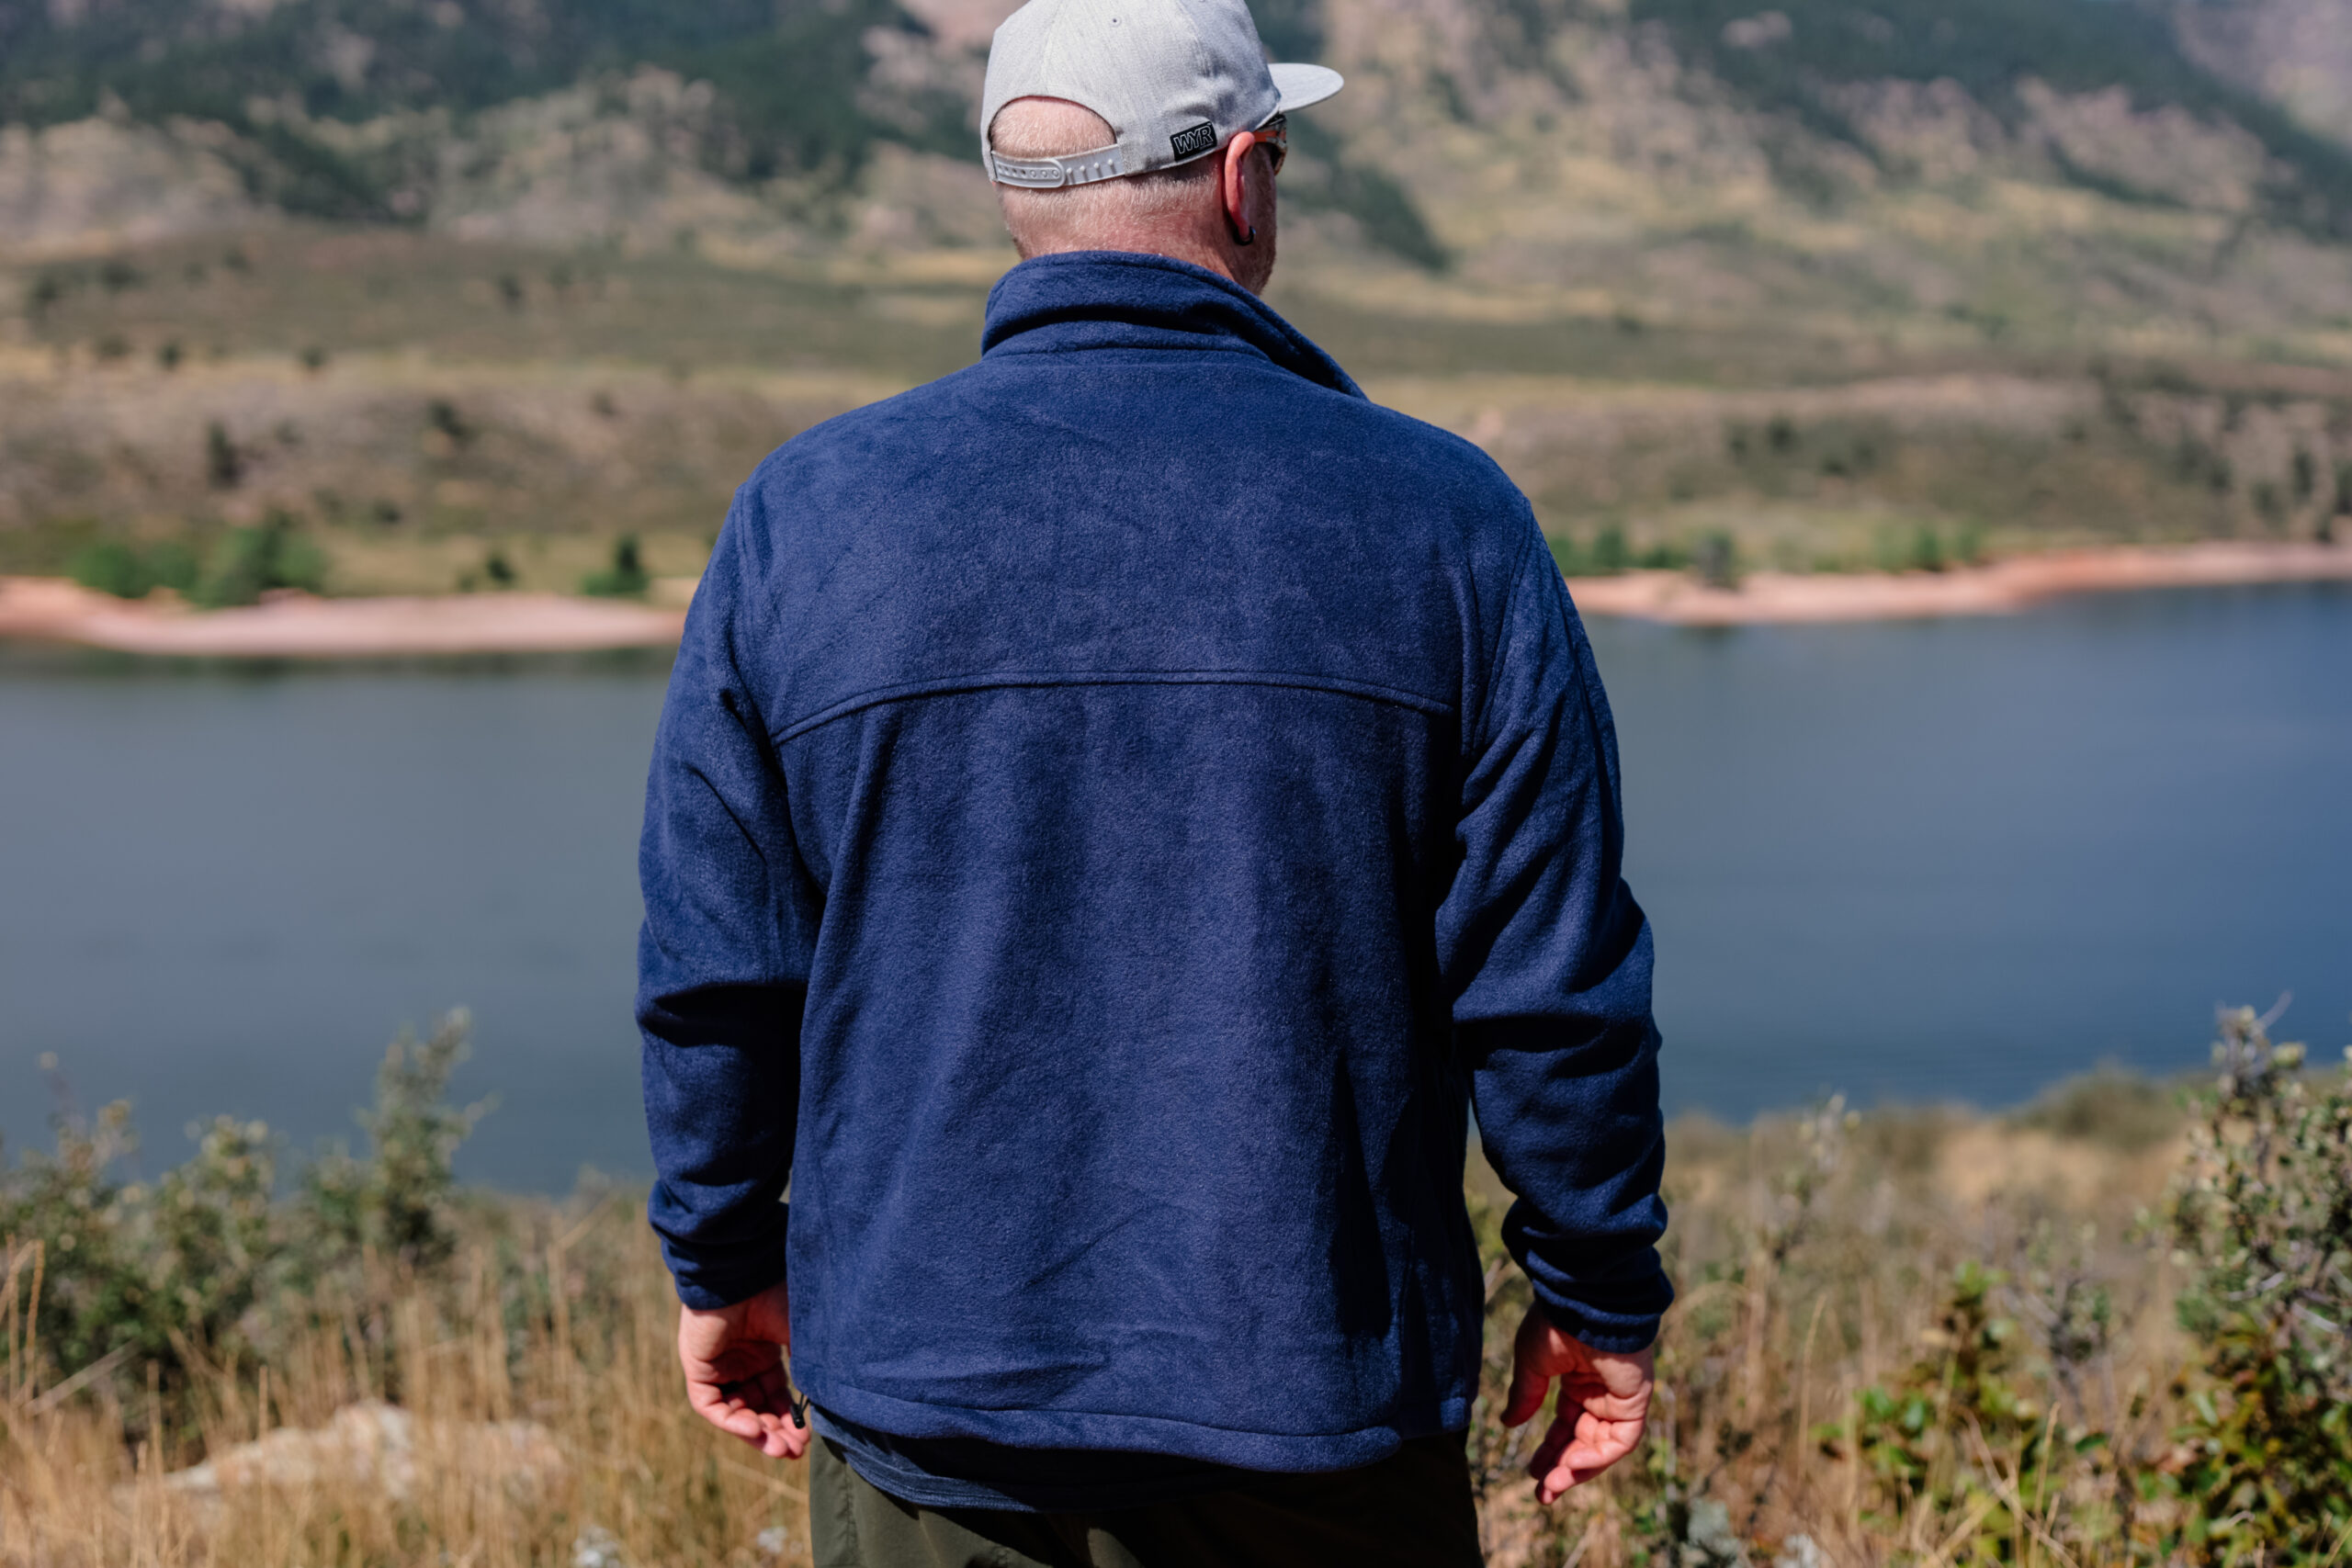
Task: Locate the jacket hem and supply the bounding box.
[793,1364,1472,1475]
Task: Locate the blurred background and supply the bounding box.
[3,0,2349,1189]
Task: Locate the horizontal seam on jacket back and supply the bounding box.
[772,669,1456,744]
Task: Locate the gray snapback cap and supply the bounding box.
[981,0,1343,189]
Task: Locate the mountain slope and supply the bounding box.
[5,0,2352,360]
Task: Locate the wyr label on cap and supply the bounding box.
[1169,121,1217,160]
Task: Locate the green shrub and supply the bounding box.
[425,398,475,447]
[1548,532,1584,578]
[195,511,327,607]
[1,1013,487,1420]
[299,1011,491,1278]
[66,540,153,600]
[26,271,66,318]
[1695,531,1740,589]
[205,423,243,490]
[2161,1007,2352,1558]
[1834,1263,2065,1538]
[66,538,202,600]
[145,540,200,595]
[1593,525,1631,575]
[582,534,651,598]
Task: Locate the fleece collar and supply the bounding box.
[979,251,1364,400]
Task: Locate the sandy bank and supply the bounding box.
[4,540,2349,655]
[0,577,686,658]
[1565,540,2352,626]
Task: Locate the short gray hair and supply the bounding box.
[989,97,1218,257]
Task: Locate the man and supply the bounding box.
[637,0,1671,1561]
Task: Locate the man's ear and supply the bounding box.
[1220,130,1259,244]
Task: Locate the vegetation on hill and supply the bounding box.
[1633,0,2352,233]
[5,1006,2348,1564]
[0,0,962,215]
[10,0,2352,264]
[7,1,2352,589]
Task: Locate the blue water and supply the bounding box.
[1596,584,2352,1116]
[2,584,2346,1190]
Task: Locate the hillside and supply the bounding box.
[6,0,2352,331]
[7,0,2352,590]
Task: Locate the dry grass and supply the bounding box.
[10,229,2352,593]
[0,1092,2211,1568]
[1476,1099,2192,1568]
[3,1211,816,1568]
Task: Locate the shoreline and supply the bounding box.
[4,539,2351,656]
[1564,539,2352,625]
[0,576,687,659]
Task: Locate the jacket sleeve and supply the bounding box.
[638,507,817,1310]
[1441,513,1673,1353]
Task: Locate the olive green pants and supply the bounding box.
[808,1431,1484,1568]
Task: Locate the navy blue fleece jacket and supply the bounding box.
[638,251,1670,1475]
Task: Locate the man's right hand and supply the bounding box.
[1501,1305,1655,1504]
[678,1280,808,1460]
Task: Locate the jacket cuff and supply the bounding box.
[1530,1290,1665,1355]
[1513,1239,1674,1355]
[656,1211,791,1311]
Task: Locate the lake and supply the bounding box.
[3,583,2347,1191]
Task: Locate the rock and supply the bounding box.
[162,1400,566,1506]
[571,1524,628,1568]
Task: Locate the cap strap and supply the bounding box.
[985,144,1128,188]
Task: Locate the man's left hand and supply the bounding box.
[1501,1304,1655,1503]
[678,1280,808,1460]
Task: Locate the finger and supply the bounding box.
[684,1344,783,1386]
[1526,1413,1576,1501]
[690,1388,775,1446]
[1538,1417,1644,1498]
[1557,1415,1642,1473]
[1503,1357,1552,1428]
[739,1407,811,1461]
[722,1363,797,1417]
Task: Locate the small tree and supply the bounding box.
[1695,532,1740,591]
[195,510,327,607]
[582,535,651,598]
[205,423,243,490]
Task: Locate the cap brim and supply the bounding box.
[1269,62,1344,113]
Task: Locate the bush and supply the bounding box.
[2163,1007,2352,1557]
[195,512,327,607]
[66,538,201,600]
[581,534,651,598]
[300,1011,492,1277]
[205,423,243,491]
[66,540,153,600]
[1695,531,1740,590]
[0,1012,488,1422]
